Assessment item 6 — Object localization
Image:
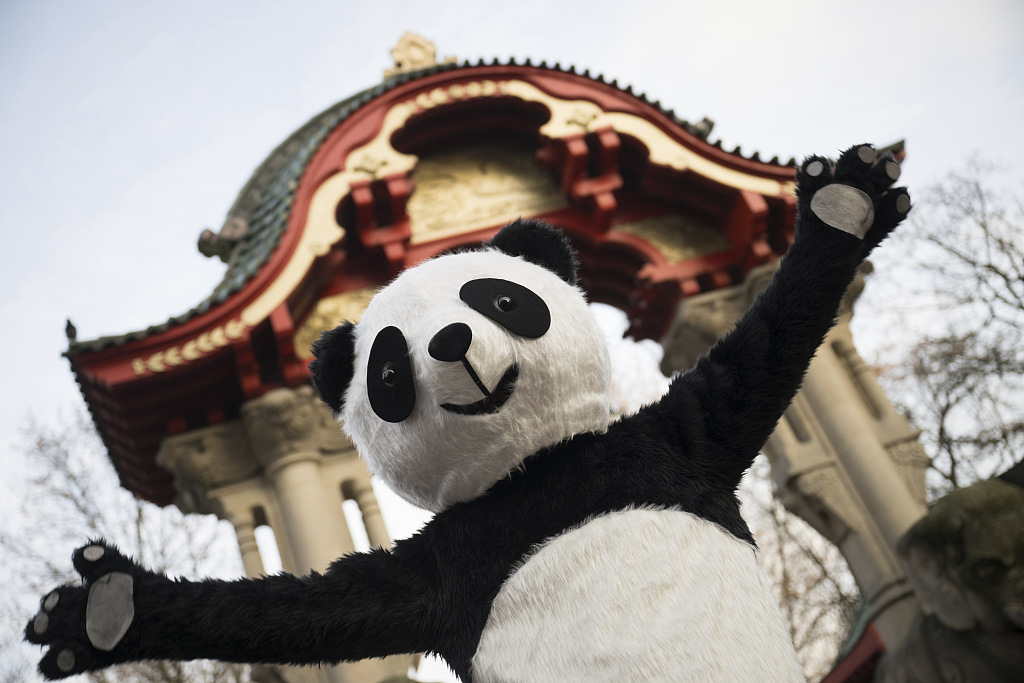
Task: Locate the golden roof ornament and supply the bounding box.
[384,32,457,78]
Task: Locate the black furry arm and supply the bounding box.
[656,144,910,485]
[25,539,442,679]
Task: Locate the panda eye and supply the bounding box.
[494,295,516,312]
[367,326,415,423]
[460,278,550,338]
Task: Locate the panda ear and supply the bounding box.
[308,322,357,416]
[489,218,579,286]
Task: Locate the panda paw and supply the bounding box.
[25,541,138,679]
[796,143,911,256]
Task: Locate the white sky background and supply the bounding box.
[1,0,1022,679]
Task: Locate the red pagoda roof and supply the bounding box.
[67,58,800,505]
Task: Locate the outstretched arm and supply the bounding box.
[658,144,911,485]
[25,539,440,679]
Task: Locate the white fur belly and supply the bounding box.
[471,508,803,683]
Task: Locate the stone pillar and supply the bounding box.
[157,385,414,683]
[243,387,355,574]
[660,262,929,651]
[342,479,390,550]
[232,513,266,578]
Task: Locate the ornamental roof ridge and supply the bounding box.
[66,58,795,357]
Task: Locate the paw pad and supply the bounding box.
[82,545,105,562]
[57,649,75,673]
[33,612,49,635]
[805,160,825,177]
[857,145,875,163]
[885,160,901,182]
[44,591,59,611]
[810,185,875,239]
[896,194,911,214]
[86,571,135,651]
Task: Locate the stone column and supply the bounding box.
[242,386,355,573]
[660,262,929,651]
[342,479,391,550]
[767,320,927,647]
[232,513,266,578]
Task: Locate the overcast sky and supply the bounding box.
[1,2,1022,677]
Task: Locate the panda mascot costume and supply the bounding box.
[27,144,910,681]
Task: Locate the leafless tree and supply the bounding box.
[739,459,861,682]
[0,410,250,683]
[869,158,1024,496]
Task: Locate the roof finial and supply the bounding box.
[384,32,456,78]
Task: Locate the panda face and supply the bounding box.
[338,249,611,512]
[366,277,552,423]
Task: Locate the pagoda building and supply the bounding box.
[65,34,930,683]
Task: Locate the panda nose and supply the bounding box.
[429,322,473,362]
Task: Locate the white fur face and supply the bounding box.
[340,249,612,512]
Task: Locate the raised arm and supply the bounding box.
[657,144,910,485]
[25,539,440,679]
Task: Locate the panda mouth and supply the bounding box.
[441,364,519,416]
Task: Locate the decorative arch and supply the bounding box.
[290,65,798,350]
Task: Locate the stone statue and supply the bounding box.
[878,466,1024,682]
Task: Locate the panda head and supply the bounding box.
[309,219,612,512]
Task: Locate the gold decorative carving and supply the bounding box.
[501,80,792,197]
[615,214,730,265]
[293,288,378,360]
[383,33,457,78]
[413,79,499,111]
[132,318,246,375]
[567,108,599,130]
[232,75,795,378]
[407,143,568,244]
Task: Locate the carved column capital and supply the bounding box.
[241,386,333,469]
[157,421,258,491]
[661,260,778,373]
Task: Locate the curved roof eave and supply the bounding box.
[66,58,796,358]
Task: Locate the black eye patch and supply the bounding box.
[459,278,550,338]
[367,326,416,423]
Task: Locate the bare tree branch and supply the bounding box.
[868,157,1024,498]
[0,411,251,683]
